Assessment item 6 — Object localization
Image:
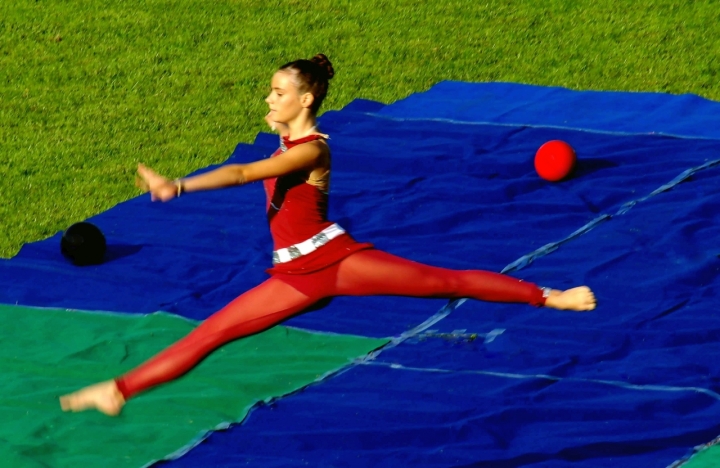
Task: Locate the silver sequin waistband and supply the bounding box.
[272,223,345,265]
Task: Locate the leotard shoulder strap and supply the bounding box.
[280,133,328,153]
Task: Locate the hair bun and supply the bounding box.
[311,53,334,80]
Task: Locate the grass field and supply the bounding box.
[1,0,719,258]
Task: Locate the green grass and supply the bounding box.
[1,0,719,257]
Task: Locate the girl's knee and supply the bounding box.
[422,274,463,297]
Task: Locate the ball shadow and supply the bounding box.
[573,158,620,177]
[104,244,144,262]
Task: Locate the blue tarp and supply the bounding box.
[378,81,720,140]
[2,81,720,466]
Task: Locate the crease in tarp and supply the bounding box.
[361,112,720,142]
[345,299,466,366]
[501,215,612,274]
[360,361,720,402]
[500,157,720,274]
[615,158,720,215]
[379,81,720,141]
[414,328,506,344]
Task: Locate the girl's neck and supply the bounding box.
[286,117,318,141]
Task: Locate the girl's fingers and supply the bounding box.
[136,163,175,202]
[135,177,149,191]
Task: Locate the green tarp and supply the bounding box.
[680,442,720,468]
[0,304,388,467]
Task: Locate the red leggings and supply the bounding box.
[115,249,545,399]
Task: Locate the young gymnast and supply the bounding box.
[60,54,596,416]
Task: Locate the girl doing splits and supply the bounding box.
[60,54,596,416]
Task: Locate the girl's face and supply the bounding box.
[265,71,309,124]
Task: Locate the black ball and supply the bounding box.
[60,222,107,266]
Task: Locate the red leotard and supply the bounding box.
[114,134,546,400]
[263,134,373,275]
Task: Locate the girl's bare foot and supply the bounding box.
[59,380,125,416]
[544,286,596,311]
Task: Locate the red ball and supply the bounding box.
[534,140,577,182]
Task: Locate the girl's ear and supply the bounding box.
[300,92,315,109]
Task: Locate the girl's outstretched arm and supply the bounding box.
[136,139,325,202]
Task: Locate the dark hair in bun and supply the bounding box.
[279,53,334,113]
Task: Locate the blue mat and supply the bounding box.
[2,81,720,466]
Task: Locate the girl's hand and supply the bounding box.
[264,111,277,131]
[136,164,177,202]
[265,112,288,135]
